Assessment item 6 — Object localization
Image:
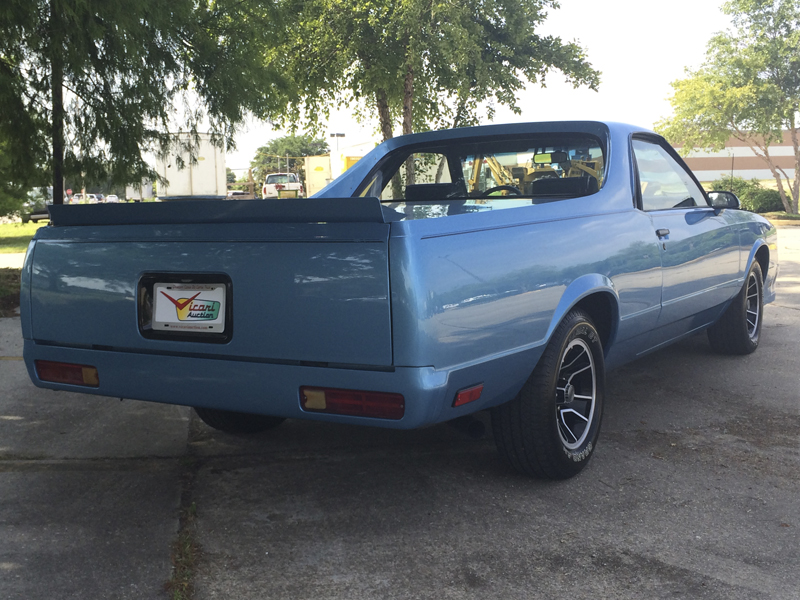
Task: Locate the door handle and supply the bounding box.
[656,228,670,238]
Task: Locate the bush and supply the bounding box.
[709,176,784,213]
[749,188,784,213]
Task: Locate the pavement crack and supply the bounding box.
[165,411,205,600]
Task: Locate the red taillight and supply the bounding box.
[300,387,405,420]
[35,360,99,387]
[453,384,484,407]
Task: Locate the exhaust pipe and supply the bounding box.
[447,415,486,439]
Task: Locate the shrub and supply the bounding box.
[749,188,784,213]
[709,176,784,213]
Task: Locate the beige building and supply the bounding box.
[678,131,796,183]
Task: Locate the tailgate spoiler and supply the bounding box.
[47,197,386,226]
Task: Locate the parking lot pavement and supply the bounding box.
[0,319,191,600]
[1,227,798,600]
[184,314,799,600]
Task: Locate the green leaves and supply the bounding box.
[249,133,329,183]
[278,0,599,137]
[0,0,294,202]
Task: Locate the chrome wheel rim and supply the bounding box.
[555,338,596,449]
[746,271,761,340]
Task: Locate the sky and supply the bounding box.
[225,0,733,172]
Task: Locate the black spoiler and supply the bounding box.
[47,197,387,226]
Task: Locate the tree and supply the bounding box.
[0,0,294,208]
[0,141,32,216]
[249,134,329,183]
[656,0,800,214]
[279,0,600,148]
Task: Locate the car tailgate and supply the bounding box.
[26,200,393,367]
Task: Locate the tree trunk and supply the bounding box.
[402,64,415,187]
[375,89,402,200]
[742,137,795,214]
[376,90,393,143]
[50,0,64,205]
[789,123,800,214]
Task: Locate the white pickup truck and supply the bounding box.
[262,173,304,199]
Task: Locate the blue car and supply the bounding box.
[21,121,777,479]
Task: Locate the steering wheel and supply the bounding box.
[481,185,522,197]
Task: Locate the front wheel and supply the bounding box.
[707,261,763,355]
[194,407,286,434]
[492,309,605,479]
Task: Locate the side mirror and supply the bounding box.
[708,190,740,210]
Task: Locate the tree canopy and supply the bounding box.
[249,134,329,183]
[279,0,600,142]
[656,0,800,213]
[0,0,294,206]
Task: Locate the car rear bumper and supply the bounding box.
[23,341,534,429]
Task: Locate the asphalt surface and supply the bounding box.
[1,228,798,599]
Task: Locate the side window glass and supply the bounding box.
[632,139,707,211]
[378,152,452,200]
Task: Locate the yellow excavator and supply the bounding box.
[467,152,604,194]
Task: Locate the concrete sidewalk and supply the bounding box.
[0,253,25,269]
[0,318,191,599]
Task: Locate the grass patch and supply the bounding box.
[166,501,200,600]
[0,222,46,254]
[763,211,800,222]
[165,419,205,600]
[0,268,21,318]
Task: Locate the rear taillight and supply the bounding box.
[35,360,99,387]
[300,387,404,420]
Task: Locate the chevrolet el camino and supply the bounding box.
[21,121,778,479]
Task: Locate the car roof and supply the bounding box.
[315,120,657,198]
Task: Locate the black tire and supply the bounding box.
[707,261,763,355]
[194,407,285,434]
[491,309,605,479]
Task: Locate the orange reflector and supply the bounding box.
[453,384,484,407]
[300,386,404,420]
[35,360,99,387]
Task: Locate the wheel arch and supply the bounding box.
[544,274,620,354]
[752,242,770,282]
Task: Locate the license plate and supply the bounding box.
[152,282,227,333]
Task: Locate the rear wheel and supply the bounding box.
[492,309,605,479]
[194,407,285,434]
[707,261,763,355]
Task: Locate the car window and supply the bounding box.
[370,152,452,201]
[632,139,707,211]
[266,175,289,184]
[364,136,605,210]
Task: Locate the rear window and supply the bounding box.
[266,174,294,184]
[358,135,605,220]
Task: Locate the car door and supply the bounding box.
[632,136,741,344]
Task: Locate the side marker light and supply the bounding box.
[453,384,484,407]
